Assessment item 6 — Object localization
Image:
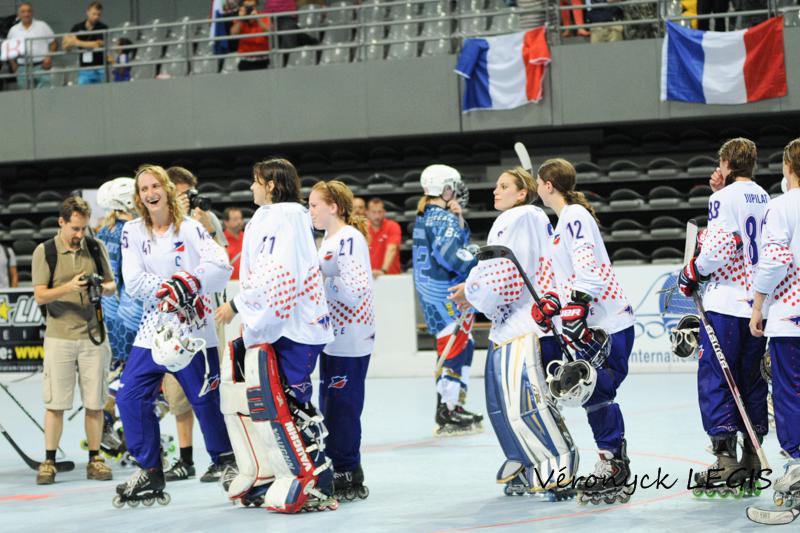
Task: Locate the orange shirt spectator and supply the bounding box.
[367,198,402,276]
[223,207,244,280]
[231,0,271,70]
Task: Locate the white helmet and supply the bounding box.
[97,177,136,214]
[152,313,206,373]
[670,314,700,359]
[545,359,597,408]
[420,164,462,198]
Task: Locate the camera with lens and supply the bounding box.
[186,188,212,211]
[81,273,104,305]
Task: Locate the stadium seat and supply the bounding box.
[647,157,681,178]
[161,60,189,78]
[301,176,322,189]
[320,46,351,65]
[766,151,783,172]
[298,4,323,28]
[608,188,644,209]
[359,2,386,22]
[366,172,402,192]
[380,199,402,214]
[610,218,646,239]
[650,246,683,264]
[130,63,157,80]
[471,142,499,162]
[228,179,254,202]
[611,247,649,265]
[648,186,683,208]
[387,19,419,60]
[678,128,714,150]
[239,207,255,223]
[600,134,637,155]
[421,37,451,57]
[686,155,717,177]
[17,269,32,286]
[458,0,485,13]
[421,0,451,16]
[9,219,37,240]
[688,185,712,206]
[575,161,602,183]
[334,174,367,190]
[758,124,794,147]
[404,196,421,217]
[191,58,219,75]
[768,181,784,197]
[12,240,37,268]
[458,14,487,35]
[403,145,434,165]
[607,160,641,181]
[297,151,329,172]
[197,182,225,202]
[368,146,401,166]
[490,11,520,32]
[402,169,424,190]
[7,193,34,214]
[420,18,452,58]
[649,216,684,238]
[194,40,215,57]
[35,191,62,213]
[0,224,8,240]
[356,25,386,61]
[140,19,168,42]
[221,56,241,73]
[641,131,673,152]
[582,190,606,206]
[38,217,59,239]
[286,48,317,68]
[438,144,469,163]
[694,215,709,229]
[331,149,360,169]
[388,2,418,19]
[323,1,355,43]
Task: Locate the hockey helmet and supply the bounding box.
[421,164,462,199]
[545,359,597,408]
[670,314,700,358]
[97,177,136,215]
[575,328,612,368]
[152,313,206,373]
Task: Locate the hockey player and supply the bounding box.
[750,139,800,509]
[114,165,234,507]
[214,158,337,513]
[678,138,769,497]
[308,180,374,502]
[448,168,579,499]
[412,164,483,436]
[534,158,636,505]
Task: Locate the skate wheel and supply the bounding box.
[128,499,140,508]
[603,496,615,504]
[705,490,717,498]
[719,490,730,499]
[357,486,369,499]
[692,488,704,498]
[143,497,155,507]
[157,493,171,505]
[112,495,124,509]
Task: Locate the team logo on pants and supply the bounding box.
[785,315,800,328]
[328,376,348,389]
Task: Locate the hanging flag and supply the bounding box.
[455,27,551,113]
[660,17,787,105]
[210,0,230,55]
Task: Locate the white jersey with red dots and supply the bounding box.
[233,203,334,348]
[121,217,232,349]
[696,180,769,319]
[754,189,800,337]
[464,205,554,345]
[317,224,375,357]
[549,204,635,334]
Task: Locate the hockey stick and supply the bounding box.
[683,220,770,473]
[514,142,533,173]
[0,421,75,472]
[476,245,574,361]
[434,311,473,374]
[0,381,66,458]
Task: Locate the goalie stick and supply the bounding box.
[0,421,75,473]
[682,220,770,473]
[434,311,474,374]
[0,382,66,459]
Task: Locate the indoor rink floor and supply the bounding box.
[0,369,786,533]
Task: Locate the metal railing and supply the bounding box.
[0,0,792,90]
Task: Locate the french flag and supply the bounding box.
[455,28,551,113]
[661,17,787,105]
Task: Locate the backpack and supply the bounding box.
[40,236,106,317]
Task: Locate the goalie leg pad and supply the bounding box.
[245,343,333,513]
[485,335,579,490]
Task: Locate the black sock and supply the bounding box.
[45,449,56,462]
[89,449,99,460]
[180,446,193,465]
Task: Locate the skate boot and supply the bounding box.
[576,439,633,505]
[434,402,477,437]
[773,459,800,508]
[333,465,369,502]
[201,452,236,483]
[692,435,745,499]
[164,458,195,481]
[220,463,239,493]
[738,434,766,497]
[455,405,484,430]
[112,467,171,508]
[239,482,273,507]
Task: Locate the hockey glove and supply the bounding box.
[530,291,561,332]
[678,258,704,297]
[156,271,203,316]
[560,292,593,352]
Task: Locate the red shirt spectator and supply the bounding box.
[223,207,245,280]
[367,198,402,275]
[232,0,271,55]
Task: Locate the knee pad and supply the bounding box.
[485,335,579,490]
[221,339,274,500]
[244,343,333,513]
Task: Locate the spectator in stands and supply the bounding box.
[222,207,244,280]
[559,0,591,38]
[0,243,18,288]
[111,37,134,82]
[367,197,402,277]
[231,0,271,71]
[586,0,624,43]
[7,2,56,89]
[263,0,299,49]
[697,0,729,31]
[63,2,108,85]
[353,196,366,218]
[622,1,658,40]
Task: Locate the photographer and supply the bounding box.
[32,196,116,485]
[230,0,271,71]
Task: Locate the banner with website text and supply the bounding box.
[0,289,45,372]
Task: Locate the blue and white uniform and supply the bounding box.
[754,188,800,458]
[317,224,375,473]
[412,203,477,408]
[117,216,232,470]
[696,181,770,438]
[550,204,635,455]
[464,205,579,490]
[97,219,143,364]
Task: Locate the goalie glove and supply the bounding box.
[156,271,204,317]
[530,291,561,332]
[678,258,704,297]
[560,291,593,352]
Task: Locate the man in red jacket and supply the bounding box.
[367,198,402,277]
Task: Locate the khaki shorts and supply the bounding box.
[162,374,192,417]
[42,337,111,411]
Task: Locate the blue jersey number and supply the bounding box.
[566,220,584,239]
[708,200,721,221]
[338,237,354,256]
[744,215,759,265]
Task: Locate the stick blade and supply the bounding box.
[514,142,532,172]
[684,220,699,264]
[747,506,800,525]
